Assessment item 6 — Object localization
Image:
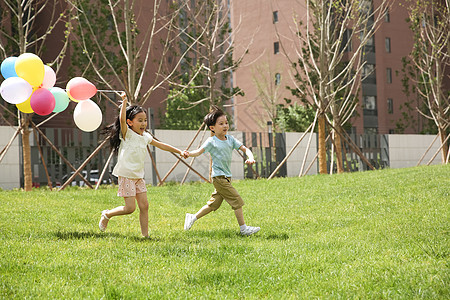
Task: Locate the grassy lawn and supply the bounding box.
[0,164,448,299]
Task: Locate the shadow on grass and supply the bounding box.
[54,230,124,240]
[190,229,245,239]
[265,233,289,240]
[129,236,162,242]
[53,229,287,242]
[185,230,289,240]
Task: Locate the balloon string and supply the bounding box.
[97,89,125,94]
[62,88,124,94]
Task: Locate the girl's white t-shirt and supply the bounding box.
[112,129,153,179]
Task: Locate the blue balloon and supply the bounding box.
[1,57,18,79]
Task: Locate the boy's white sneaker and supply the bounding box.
[184,213,196,230]
[240,226,260,236]
[99,210,110,232]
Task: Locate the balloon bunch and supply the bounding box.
[0,53,103,132]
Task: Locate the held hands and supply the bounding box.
[180,150,189,159]
[245,158,255,165]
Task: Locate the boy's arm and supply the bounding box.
[187,148,205,158]
[150,139,188,158]
[119,92,128,139]
[239,145,255,164]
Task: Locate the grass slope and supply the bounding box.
[0,165,449,299]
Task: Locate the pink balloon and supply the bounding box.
[66,77,97,101]
[41,65,56,89]
[30,88,56,116]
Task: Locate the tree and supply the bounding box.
[275,99,316,133]
[284,0,389,174]
[406,0,450,162]
[68,0,194,106]
[165,0,246,115]
[0,0,70,191]
[159,73,210,130]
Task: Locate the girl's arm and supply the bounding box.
[187,148,205,158]
[151,139,188,158]
[119,92,128,139]
[239,145,255,165]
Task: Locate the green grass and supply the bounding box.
[1,165,449,299]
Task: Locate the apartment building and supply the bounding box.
[230,0,443,134]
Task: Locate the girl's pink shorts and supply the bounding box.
[117,176,147,197]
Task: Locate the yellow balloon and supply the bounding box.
[16,88,36,113]
[66,81,79,102]
[17,98,34,113]
[15,53,45,87]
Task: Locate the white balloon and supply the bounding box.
[73,99,102,132]
[41,65,56,89]
[0,77,33,104]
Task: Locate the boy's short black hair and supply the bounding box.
[204,106,225,131]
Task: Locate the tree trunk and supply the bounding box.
[318,112,327,174]
[438,126,449,163]
[334,125,344,173]
[21,114,32,191]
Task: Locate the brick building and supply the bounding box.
[230,0,448,134]
[1,0,448,134]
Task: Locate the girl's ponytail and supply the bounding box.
[102,116,122,154]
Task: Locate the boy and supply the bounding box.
[184,106,260,236]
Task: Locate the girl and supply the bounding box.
[99,93,188,237]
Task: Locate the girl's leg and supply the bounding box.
[234,207,245,226]
[99,197,136,230]
[136,192,149,237]
[106,196,136,217]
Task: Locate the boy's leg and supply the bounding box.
[184,205,213,230]
[215,179,260,236]
[234,207,245,226]
[185,189,223,230]
[234,207,260,235]
[196,205,214,219]
[136,192,149,237]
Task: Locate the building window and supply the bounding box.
[366,36,375,53]
[387,98,393,114]
[342,29,353,52]
[359,0,373,15]
[364,127,378,135]
[273,11,278,23]
[275,73,281,85]
[385,37,391,53]
[384,8,390,22]
[363,96,377,115]
[386,68,392,83]
[360,32,375,52]
[274,42,280,54]
[362,64,376,84]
